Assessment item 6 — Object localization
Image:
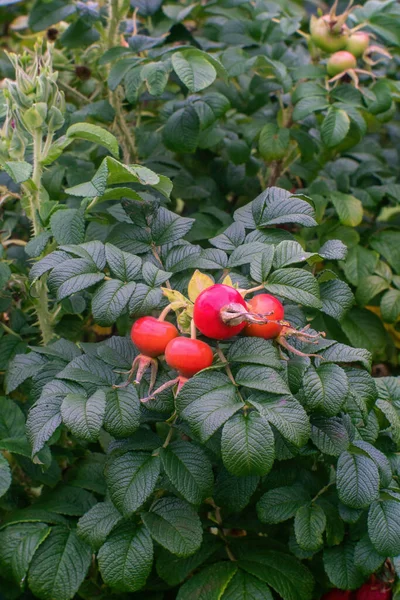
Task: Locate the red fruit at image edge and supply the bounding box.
[356,577,392,600]
[243,294,284,339]
[165,337,214,378]
[131,316,178,357]
[193,284,248,340]
[322,590,353,600]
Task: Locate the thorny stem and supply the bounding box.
[30,130,54,345]
[240,284,265,297]
[106,0,137,163]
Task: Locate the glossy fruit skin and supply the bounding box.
[193,284,247,340]
[131,317,178,357]
[165,337,214,378]
[310,15,349,52]
[355,576,392,600]
[322,590,353,600]
[327,51,357,76]
[243,294,284,339]
[346,31,369,58]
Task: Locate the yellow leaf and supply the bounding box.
[177,309,192,334]
[161,287,190,310]
[222,274,234,287]
[188,270,214,302]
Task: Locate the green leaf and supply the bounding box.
[370,230,400,274]
[92,280,136,326]
[341,308,389,359]
[352,440,392,488]
[0,454,11,498]
[176,372,242,443]
[156,536,221,586]
[57,355,116,386]
[228,242,267,268]
[336,451,380,508]
[330,192,363,227]
[250,246,275,282]
[227,337,282,370]
[50,209,85,245]
[222,412,274,477]
[239,549,314,600]
[273,241,316,269]
[105,452,160,516]
[28,526,92,600]
[223,570,273,600]
[302,364,349,416]
[381,289,400,323]
[48,258,104,301]
[343,246,379,287]
[310,416,350,457]
[163,106,200,154]
[294,504,326,552]
[172,50,217,92]
[376,398,400,444]
[235,366,291,395]
[29,0,75,31]
[66,123,119,158]
[35,485,96,516]
[318,342,372,371]
[214,468,259,513]
[142,497,202,557]
[323,541,364,590]
[4,160,32,183]
[319,279,354,321]
[26,380,82,456]
[293,96,329,121]
[0,396,26,439]
[161,441,213,505]
[104,386,141,438]
[259,124,290,161]
[266,269,321,309]
[105,243,142,281]
[354,535,385,576]
[368,499,400,556]
[141,61,169,95]
[98,524,153,592]
[151,207,194,245]
[321,109,350,147]
[356,275,389,306]
[177,562,237,600]
[250,393,310,447]
[0,523,50,587]
[257,485,310,524]
[61,389,106,442]
[5,352,46,393]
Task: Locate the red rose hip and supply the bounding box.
[243,294,284,339]
[165,337,214,378]
[131,316,178,357]
[193,284,248,340]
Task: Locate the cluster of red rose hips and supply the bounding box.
[323,573,393,600]
[125,283,322,401]
[308,0,390,84]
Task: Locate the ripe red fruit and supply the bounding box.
[327,51,357,76]
[322,590,353,600]
[346,31,369,58]
[131,316,178,357]
[165,337,214,378]
[243,294,284,339]
[356,576,392,600]
[310,15,349,53]
[193,284,248,340]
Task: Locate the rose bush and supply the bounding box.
[0,1,400,599]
